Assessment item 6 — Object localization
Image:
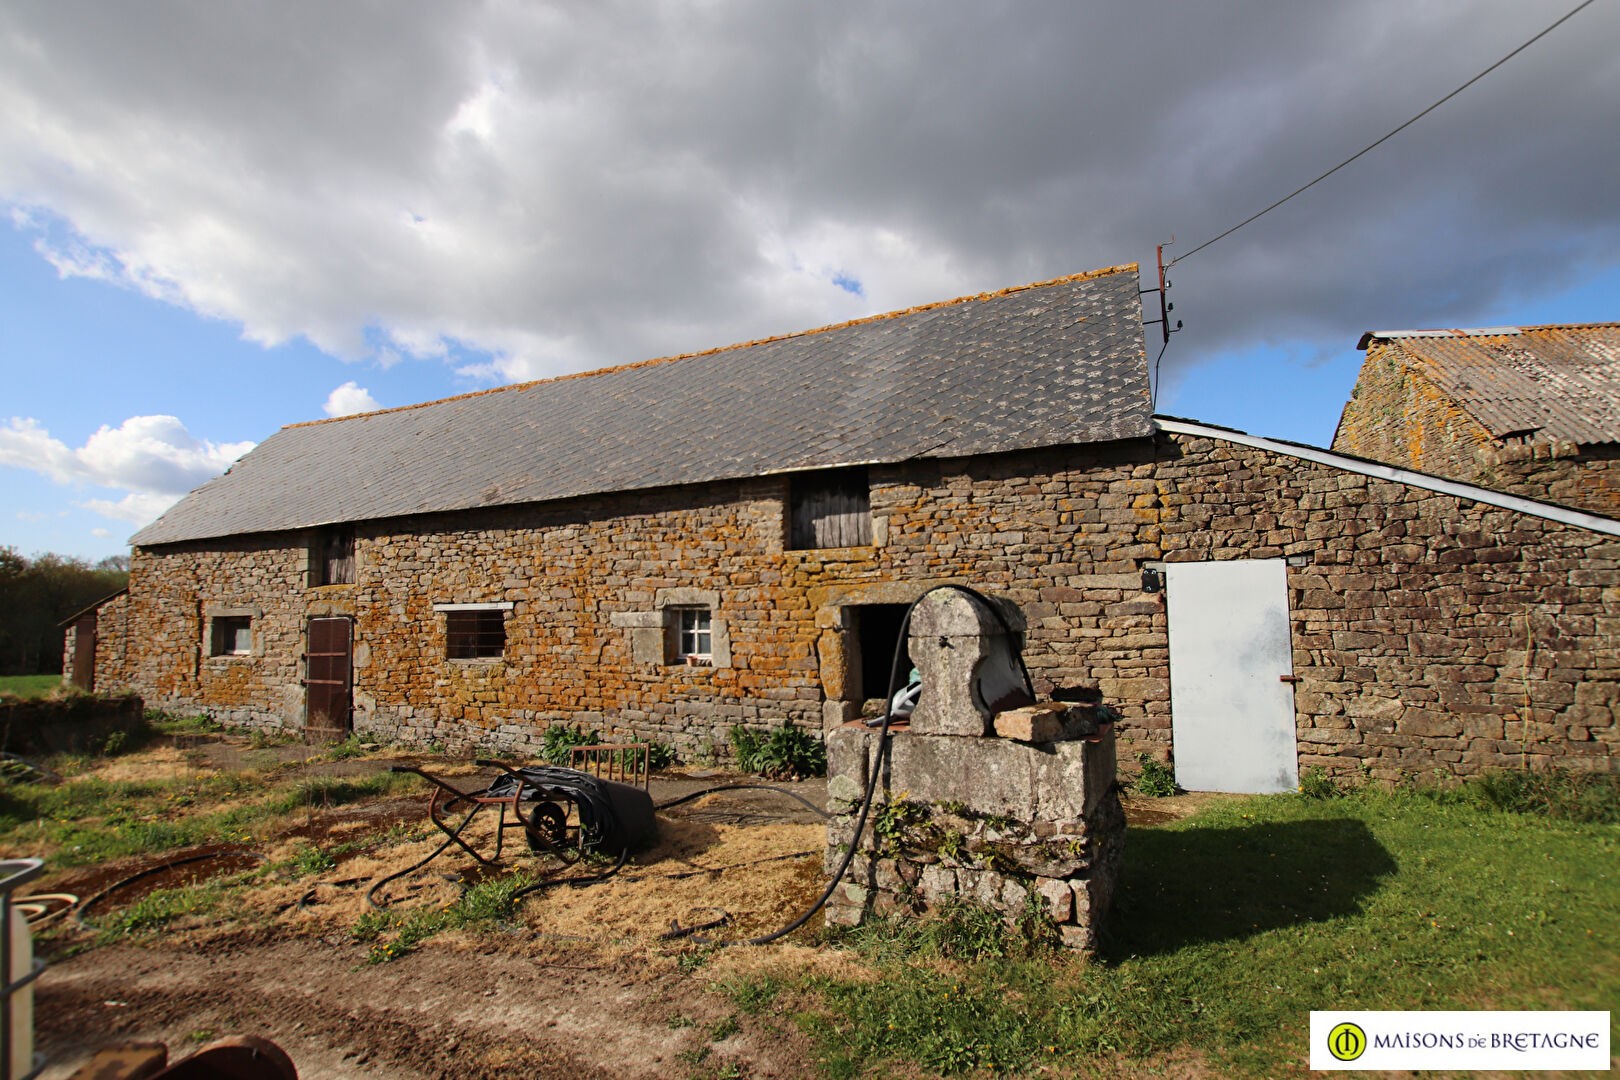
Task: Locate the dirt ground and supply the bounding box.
[26,740,843,1079]
[24,738,1207,1079]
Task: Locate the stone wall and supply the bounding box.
[1150,432,1617,779]
[824,725,1123,951]
[0,693,145,757]
[106,430,1617,776]
[1334,343,1620,517]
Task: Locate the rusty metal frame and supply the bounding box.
[569,743,650,789]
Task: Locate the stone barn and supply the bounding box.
[71,265,1618,790]
[1335,323,1620,517]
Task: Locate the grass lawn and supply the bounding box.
[757,784,1620,1077]
[0,674,64,699]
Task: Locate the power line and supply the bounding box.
[1168,0,1600,268]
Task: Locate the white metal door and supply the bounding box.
[1166,559,1298,794]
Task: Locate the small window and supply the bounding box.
[446,609,505,660]
[318,528,354,585]
[210,615,253,656]
[671,606,712,662]
[789,468,872,549]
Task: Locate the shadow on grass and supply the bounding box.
[1102,817,1396,960]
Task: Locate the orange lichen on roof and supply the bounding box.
[285,264,1138,430]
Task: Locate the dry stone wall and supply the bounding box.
[108,430,1615,776]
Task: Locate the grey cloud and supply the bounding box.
[1,0,1615,396]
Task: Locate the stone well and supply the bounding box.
[823,589,1124,951]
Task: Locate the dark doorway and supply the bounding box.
[305,617,353,740]
[71,612,96,691]
[856,604,912,700]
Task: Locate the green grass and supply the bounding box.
[0,767,418,867]
[361,870,539,962]
[781,787,1620,1077]
[0,674,64,699]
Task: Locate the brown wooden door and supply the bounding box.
[305,617,352,739]
[71,612,97,690]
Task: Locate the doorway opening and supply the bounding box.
[854,603,913,702]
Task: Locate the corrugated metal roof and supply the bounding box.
[133,265,1153,546]
[1358,323,1620,445]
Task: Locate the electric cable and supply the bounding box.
[655,783,828,819]
[1168,0,1599,268]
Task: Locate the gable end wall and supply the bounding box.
[1335,343,1620,516]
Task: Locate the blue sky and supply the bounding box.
[2,3,1616,561]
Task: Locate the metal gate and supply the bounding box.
[305,617,353,740]
[1166,559,1298,794]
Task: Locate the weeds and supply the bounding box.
[363,871,538,962]
[287,843,336,876]
[717,976,783,1015]
[1133,752,1178,797]
[1296,765,1344,799]
[729,722,826,779]
[643,740,677,771]
[830,897,1051,964]
[1441,767,1620,823]
[540,723,599,766]
[145,710,221,735]
[90,880,226,944]
[322,734,371,761]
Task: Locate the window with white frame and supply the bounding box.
[672,606,712,662]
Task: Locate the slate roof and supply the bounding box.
[1357,324,1620,446]
[133,264,1152,546]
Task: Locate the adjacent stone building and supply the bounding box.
[69,267,1619,789]
[1334,324,1620,516]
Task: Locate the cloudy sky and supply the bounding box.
[3,1,1617,559]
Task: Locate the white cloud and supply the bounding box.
[81,491,185,526]
[323,381,382,417]
[0,415,254,527]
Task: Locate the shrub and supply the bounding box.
[1133,752,1178,797]
[641,740,677,771]
[730,722,825,779]
[729,726,763,774]
[540,723,599,766]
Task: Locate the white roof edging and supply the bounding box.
[1153,418,1620,538]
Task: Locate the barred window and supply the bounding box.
[446,609,505,660]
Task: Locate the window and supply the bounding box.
[210,615,253,656]
[789,468,872,549]
[445,609,506,659]
[672,606,712,662]
[316,528,354,585]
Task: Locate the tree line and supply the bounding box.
[0,547,129,676]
